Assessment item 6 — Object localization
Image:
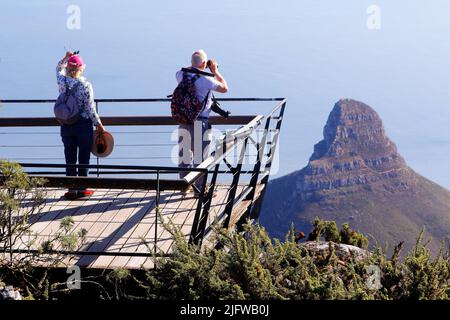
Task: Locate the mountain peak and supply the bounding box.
[302,99,410,195]
[260,99,450,254]
[311,99,404,167]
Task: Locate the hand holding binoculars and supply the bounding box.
[207,59,219,71]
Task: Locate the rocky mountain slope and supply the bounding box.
[260,99,450,253]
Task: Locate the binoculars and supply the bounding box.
[207,60,218,69]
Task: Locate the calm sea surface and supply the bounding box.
[1,0,449,188]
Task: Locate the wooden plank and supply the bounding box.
[8,182,268,269]
[79,237,127,268]
[120,190,182,268]
[109,191,176,268]
[23,176,189,191]
[110,191,150,222]
[163,193,199,254]
[228,200,252,228]
[141,258,155,270]
[207,186,232,226]
[77,222,124,267]
[37,205,82,236]
[91,190,132,223]
[125,191,188,268]
[28,188,78,226]
[70,190,113,222]
[124,242,152,269]
[110,237,147,269]
[87,191,158,268]
[82,191,153,268]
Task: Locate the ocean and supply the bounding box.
[1,0,449,188]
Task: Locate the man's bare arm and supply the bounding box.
[209,60,228,93]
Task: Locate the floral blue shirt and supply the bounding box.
[56,59,101,126]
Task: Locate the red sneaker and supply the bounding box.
[64,191,78,200]
[77,189,95,198]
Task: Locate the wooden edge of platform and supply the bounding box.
[0,175,190,191]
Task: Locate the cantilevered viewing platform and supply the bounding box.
[0,98,286,269]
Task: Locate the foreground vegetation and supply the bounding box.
[1,161,449,300]
[140,221,449,300]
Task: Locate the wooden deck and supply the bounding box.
[8,184,252,270]
[1,99,285,271]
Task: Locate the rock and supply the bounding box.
[0,285,22,300]
[299,241,370,262]
[298,99,412,197]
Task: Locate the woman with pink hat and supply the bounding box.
[56,51,106,200]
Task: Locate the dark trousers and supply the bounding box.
[60,119,94,187]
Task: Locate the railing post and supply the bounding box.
[246,117,271,199]
[222,137,249,229]
[95,101,100,178]
[8,189,13,266]
[189,169,209,245]
[235,117,272,228]
[250,101,286,220]
[155,170,160,255]
[192,164,220,247]
[263,101,285,174]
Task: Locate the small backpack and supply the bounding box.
[54,80,82,125]
[170,72,206,125]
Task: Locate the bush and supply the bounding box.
[0,161,88,299]
[140,220,449,300]
[2,161,448,300]
[308,218,369,249]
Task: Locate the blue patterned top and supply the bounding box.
[56,58,101,126]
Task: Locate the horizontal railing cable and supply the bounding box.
[0,97,284,103]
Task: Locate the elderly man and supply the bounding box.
[176,50,229,194]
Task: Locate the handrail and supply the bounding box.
[227,115,264,141]
[0,115,256,127]
[2,163,208,191]
[0,97,285,103]
[183,156,215,185]
[14,175,189,191]
[17,163,207,173]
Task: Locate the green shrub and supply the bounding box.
[308,218,369,249]
[140,220,449,300]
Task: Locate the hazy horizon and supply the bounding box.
[1,0,449,189]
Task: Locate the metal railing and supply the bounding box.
[0,98,287,264]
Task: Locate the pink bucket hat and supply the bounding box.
[68,55,85,67]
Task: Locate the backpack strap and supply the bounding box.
[182,70,200,83]
[196,90,212,120]
[203,90,211,107]
[71,80,82,93]
[64,78,82,95]
[63,78,83,113]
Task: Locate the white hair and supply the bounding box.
[191,50,208,68]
